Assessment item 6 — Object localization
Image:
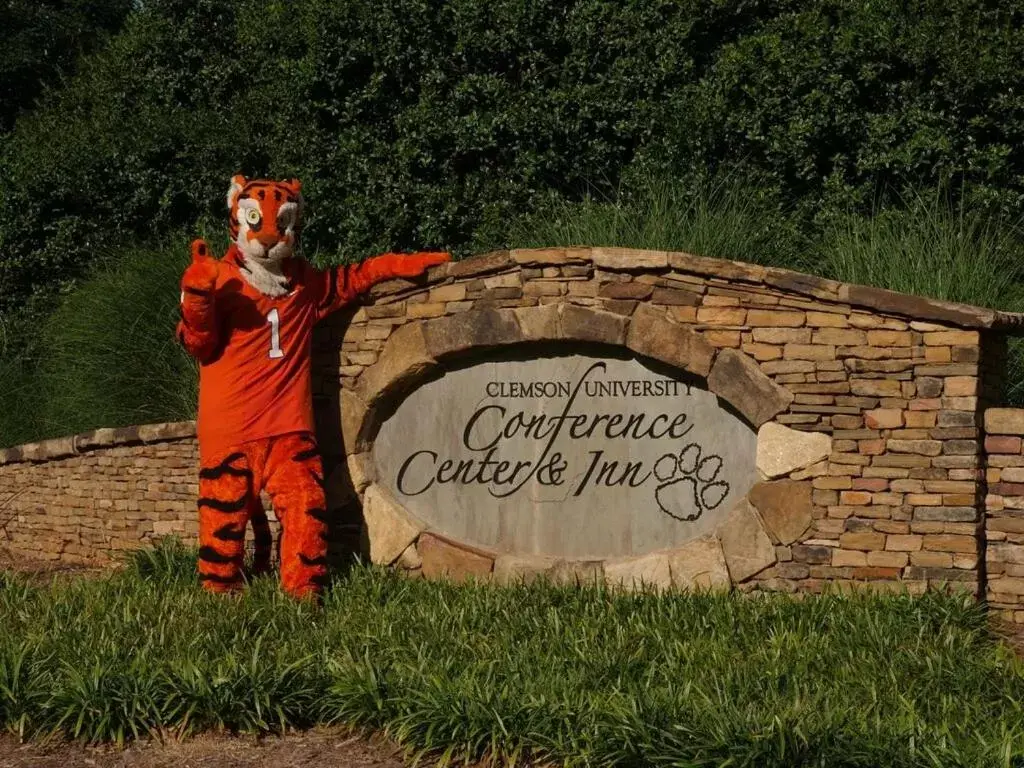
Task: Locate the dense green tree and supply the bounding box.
[0,0,1022,324]
[0,0,135,134]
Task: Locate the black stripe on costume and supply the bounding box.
[305,507,331,524]
[253,527,273,546]
[309,573,332,589]
[199,546,238,564]
[198,495,248,513]
[310,471,325,490]
[183,286,210,297]
[199,572,241,585]
[213,523,245,541]
[292,447,319,463]
[176,328,186,346]
[198,452,250,480]
[318,266,338,310]
[299,553,329,567]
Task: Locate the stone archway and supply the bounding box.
[338,303,832,589]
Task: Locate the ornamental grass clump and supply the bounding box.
[1,539,1024,766]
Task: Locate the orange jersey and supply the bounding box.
[194,247,332,460]
[180,244,450,460]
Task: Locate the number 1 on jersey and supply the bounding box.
[266,308,284,359]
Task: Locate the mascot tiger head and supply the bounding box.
[226,175,303,296]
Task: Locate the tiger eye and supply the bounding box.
[244,208,261,225]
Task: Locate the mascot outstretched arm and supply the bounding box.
[177,176,449,598]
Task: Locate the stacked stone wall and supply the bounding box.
[0,247,1017,594]
[0,424,201,564]
[984,408,1024,620]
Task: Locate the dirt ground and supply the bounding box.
[0,729,408,768]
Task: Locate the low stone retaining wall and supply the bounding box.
[0,423,201,564]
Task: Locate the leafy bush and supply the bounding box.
[2,541,1024,763]
[0,0,134,134]
[3,0,1024,328]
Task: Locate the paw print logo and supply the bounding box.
[653,444,730,522]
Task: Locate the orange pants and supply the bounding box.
[197,432,329,598]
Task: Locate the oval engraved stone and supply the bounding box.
[373,352,758,558]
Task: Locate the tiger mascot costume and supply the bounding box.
[176,176,449,598]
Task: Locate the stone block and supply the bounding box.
[747,310,805,327]
[986,409,1024,436]
[421,307,523,359]
[592,247,668,270]
[913,506,977,523]
[549,559,604,585]
[756,423,831,479]
[345,453,376,493]
[651,287,700,306]
[510,247,591,266]
[707,349,794,427]
[717,500,777,582]
[697,307,746,325]
[887,439,942,456]
[599,281,653,300]
[513,304,561,341]
[666,536,731,590]
[396,543,422,570]
[747,480,812,545]
[418,533,494,582]
[361,484,425,565]
[356,322,434,405]
[986,436,1022,454]
[604,552,672,590]
[627,304,716,377]
[560,304,629,345]
[492,554,558,585]
[446,251,514,278]
[839,531,885,551]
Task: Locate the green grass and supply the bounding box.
[1,539,1024,766]
[510,175,807,270]
[810,191,1024,311]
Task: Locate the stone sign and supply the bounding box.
[373,352,758,558]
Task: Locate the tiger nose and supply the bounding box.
[255,232,280,248]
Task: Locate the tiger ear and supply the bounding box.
[227,174,247,210]
[284,178,302,195]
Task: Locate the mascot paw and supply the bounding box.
[396,251,451,278]
[182,239,220,293]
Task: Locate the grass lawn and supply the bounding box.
[1,540,1023,767]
